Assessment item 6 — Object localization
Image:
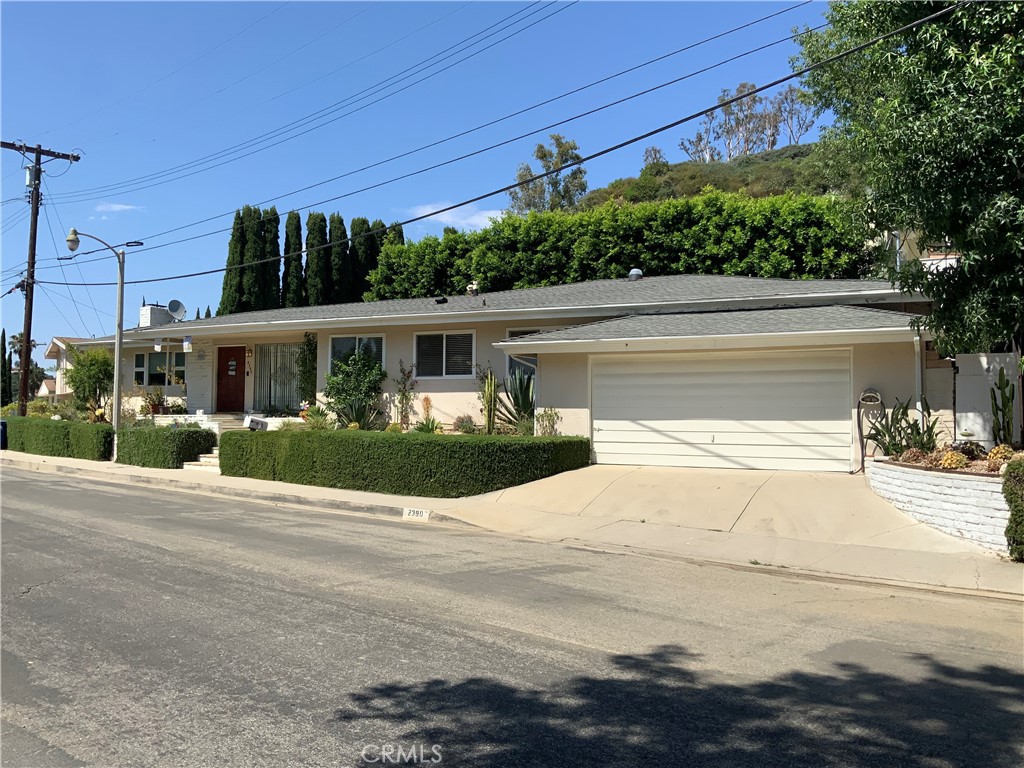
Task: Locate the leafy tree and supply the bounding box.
[642,146,669,177]
[349,217,379,300]
[678,111,722,163]
[772,85,816,146]
[12,359,45,400]
[796,0,1024,365]
[328,213,351,304]
[323,349,387,421]
[282,211,306,308]
[64,347,114,412]
[261,206,282,310]
[507,133,588,214]
[304,212,331,306]
[218,210,246,315]
[239,205,266,312]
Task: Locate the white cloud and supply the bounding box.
[95,202,143,213]
[407,202,503,231]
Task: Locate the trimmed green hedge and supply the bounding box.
[4,416,113,461]
[219,430,591,497]
[1004,459,1024,561]
[117,426,218,469]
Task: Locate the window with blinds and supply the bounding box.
[253,343,302,412]
[414,332,474,377]
[330,335,384,372]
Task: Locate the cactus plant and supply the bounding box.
[897,448,927,464]
[990,366,1016,446]
[939,451,968,469]
[988,444,1014,464]
[482,370,498,435]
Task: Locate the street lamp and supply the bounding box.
[64,228,143,460]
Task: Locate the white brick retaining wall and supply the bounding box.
[867,460,1010,552]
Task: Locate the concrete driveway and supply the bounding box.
[488,466,986,554]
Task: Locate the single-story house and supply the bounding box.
[77,273,957,473]
[42,336,88,403]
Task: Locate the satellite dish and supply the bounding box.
[167,299,187,321]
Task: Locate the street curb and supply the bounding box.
[0,455,478,528]
[4,455,1017,599]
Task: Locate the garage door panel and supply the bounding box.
[596,453,849,472]
[592,429,849,447]
[591,352,852,472]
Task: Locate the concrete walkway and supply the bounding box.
[2,452,1021,599]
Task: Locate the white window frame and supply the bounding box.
[413,330,476,379]
[170,351,187,386]
[133,353,146,385]
[328,334,387,371]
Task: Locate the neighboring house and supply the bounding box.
[78,273,953,473]
[36,377,58,404]
[42,336,88,402]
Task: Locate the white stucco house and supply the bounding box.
[73,272,967,473]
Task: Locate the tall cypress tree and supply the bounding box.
[349,217,380,301]
[4,352,12,406]
[205,306,212,319]
[304,212,331,306]
[195,309,200,320]
[370,218,388,251]
[0,328,9,407]
[239,205,266,312]
[262,206,282,310]
[282,211,307,308]
[385,221,405,246]
[218,210,246,315]
[328,213,351,304]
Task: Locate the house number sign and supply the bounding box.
[228,358,238,376]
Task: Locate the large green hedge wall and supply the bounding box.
[1003,459,1024,562]
[4,416,113,461]
[219,430,591,497]
[116,427,218,469]
[365,191,871,301]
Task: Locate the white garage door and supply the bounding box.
[592,351,852,472]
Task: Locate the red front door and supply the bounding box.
[216,346,246,412]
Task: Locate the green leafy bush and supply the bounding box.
[117,426,217,469]
[1004,459,1024,562]
[219,430,591,497]
[5,416,113,460]
[866,398,941,456]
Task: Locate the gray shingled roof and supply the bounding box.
[499,306,918,344]
[125,273,897,334]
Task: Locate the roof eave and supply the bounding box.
[493,326,921,354]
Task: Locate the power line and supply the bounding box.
[35,283,87,339]
[48,1,565,202]
[42,201,95,337]
[23,9,824,274]
[36,1,966,290]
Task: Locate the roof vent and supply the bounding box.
[628,268,643,282]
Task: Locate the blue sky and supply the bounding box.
[1,0,825,366]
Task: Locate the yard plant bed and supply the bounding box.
[4,416,113,461]
[219,430,591,497]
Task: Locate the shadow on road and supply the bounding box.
[333,644,1024,767]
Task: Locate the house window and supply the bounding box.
[507,330,539,378]
[329,335,384,372]
[415,332,474,377]
[133,351,187,386]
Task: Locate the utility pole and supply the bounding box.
[1,141,80,415]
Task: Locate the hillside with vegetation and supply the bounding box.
[580,144,831,208]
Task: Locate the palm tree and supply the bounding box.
[8,332,38,362]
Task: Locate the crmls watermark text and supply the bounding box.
[360,744,443,764]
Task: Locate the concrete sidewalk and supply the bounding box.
[3,451,1021,599]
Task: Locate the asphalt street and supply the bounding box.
[2,468,1022,768]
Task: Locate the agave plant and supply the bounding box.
[303,405,333,431]
[338,398,387,431]
[497,369,535,427]
[413,416,443,433]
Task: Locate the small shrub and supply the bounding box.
[939,451,968,470]
[117,426,217,468]
[535,407,562,437]
[347,422,360,430]
[413,416,442,433]
[897,448,926,464]
[453,414,477,434]
[303,405,332,431]
[950,440,985,461]
[988,444,1014,464]
[924,447,948,467]
[1003,459,1024,561]
[866,397,941,455]
[338,398,386,431]
[324,350,386,420]
[385,422,403,434]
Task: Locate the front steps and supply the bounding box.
[184,446,220,474]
